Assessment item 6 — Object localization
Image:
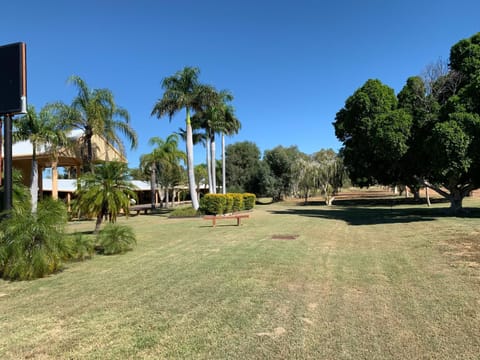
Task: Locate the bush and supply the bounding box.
[225,194,234,214]
[68,232,95,260]
[200,194,227,215]
[0,198,70,280]
[97,223,136,255]
[199,193,255,215]
[243,193,256,210]
[231,193,244,212]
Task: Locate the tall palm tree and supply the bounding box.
[151,67,216,210]
[53,76,137,172]
[13,105,71,212]
[192,90,241,194]
[220,104,241,194]
[73,161,137,233]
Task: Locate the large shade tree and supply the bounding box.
[151,67,216,209]
[54,76,137,172]
[333,32,480,213]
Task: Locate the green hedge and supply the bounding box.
[200,194,227,215]
[200,193,256,215]
[243,193,256,210]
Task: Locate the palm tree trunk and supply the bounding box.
[206,137,213,193]
[211,134,216,194]
[222,133,226,194]
[94,213,103,234]
[31,147,39,213]
[85,126,94,172]
[186,108,199,209]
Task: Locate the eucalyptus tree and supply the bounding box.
[312,149,346,205]
[13,105,71,212]
[73,161,137,234]
[53,76,137,172]
[152,67,216,209]
[295,157,320,204]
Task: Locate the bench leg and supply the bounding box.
[237,217,241,226]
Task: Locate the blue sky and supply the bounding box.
[1,0,479,168]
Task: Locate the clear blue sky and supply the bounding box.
[2,0,479,168]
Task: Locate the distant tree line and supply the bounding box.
[224,141,347,204]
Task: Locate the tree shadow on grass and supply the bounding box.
[269,198,480,226]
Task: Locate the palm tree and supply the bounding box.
[13,105,71,212]
[219,103,241,194]
[140,134,186,208]
[53,76,137,172]
[192,90,241,194]
[73,161,137,233]
[151,67,216,210]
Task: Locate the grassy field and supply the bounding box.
[1,193,480,359]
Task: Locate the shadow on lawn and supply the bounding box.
[269,198,480,226]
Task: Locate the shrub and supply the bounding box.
[243,193,256,210]
[200,194,227,215]
[68,232,95,260]
[0,198,70,280]
[225,194,234,214]
[97,223,136,255]
[231,193,244,212]
[199,193,255,215]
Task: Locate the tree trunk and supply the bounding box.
[411,186,420,201]
[165,187,170,207]
[449,188,464,214]
[211,134,216,194]
[94,213,103,234]
[206,137,212,193]
[31,147,39,213]
[425,187,431,207]
[85,126,94,173]
[186,108,199,210]
[222,134,226,194]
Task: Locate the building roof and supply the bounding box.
[42,179,152,192]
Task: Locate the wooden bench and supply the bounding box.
[203,214,250,227]
[129,204,156,215]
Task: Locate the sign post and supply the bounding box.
[0,42,27,214]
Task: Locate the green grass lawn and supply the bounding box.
[1,197,480,359]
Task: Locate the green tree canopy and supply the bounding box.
[333,32,480,212]
[225,141,261,193]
